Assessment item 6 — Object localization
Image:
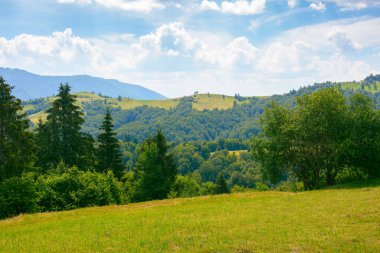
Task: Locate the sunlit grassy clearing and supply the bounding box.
[26,93,249,124]
[1,180,379,253]
[340,82,379,93]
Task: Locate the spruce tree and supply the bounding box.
[0,77,35,181]
[36,83,93,169]
[97,109,124,178]
[216,174,229,194]
[133,130,177,201]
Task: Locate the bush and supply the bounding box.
[169,175,201,198]
[0,174,37,219]
[275,181,304,192]
[254,182,269,191]
[230,185,250,193]
[35,167,125,212]
[200,182,218,195]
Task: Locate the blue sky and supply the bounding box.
[0,0,379,97]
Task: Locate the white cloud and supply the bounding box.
[257,41,316,73]
[57,0,92,4]
[57,0,165,13]
[196,36,258,67]
[327,27,362,51]
[310,2,326,11]
[277,18,380,52]
[1,18,379,98]
[199,0,266,15]
[288,0,297,8]
[0,23,258,78]
[134,22,202,58]
[221,0,266,15]
[256,39,372,84]
[0,28,101,74]
[324,0,380,11]
[200,0,220,11]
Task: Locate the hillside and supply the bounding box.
[1,180,379,252]
[22,78,380,143]
[0,68,166,100]
[25,93,251,124]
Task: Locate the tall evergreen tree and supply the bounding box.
[132,130,177,201]
[0,77,35,181]
[97,108,124,178]
[216,174,229,194]
[36,83,93,169]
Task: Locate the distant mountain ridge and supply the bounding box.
[0,67,166,100]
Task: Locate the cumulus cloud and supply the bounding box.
[196,36,258,68]
[200,0,220,11]
[288,0,297,8]
[256,39,372,84]
[277,18,380,52]
[57,0,165,13]
[0,23,259,78]
[0,28,101,74]
[199,0,266,15]
[257,41,316,73]
[1,18,378,97]
[327,27,362,51]
[310,2,326,11]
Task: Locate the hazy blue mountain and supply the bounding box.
[0,68,166,100]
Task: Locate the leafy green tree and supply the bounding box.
[97,109,124,178]
[251,102,291,184]
[347,93,380,178]
[0,77,35,181]
[294,88,350,187]
[132,130,177,201]
[252,89,353,189]
[36,83,94,169]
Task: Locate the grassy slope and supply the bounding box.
[26,81,379,124]
[1,180,379,252]
[27,93,248,124]
[340,81,379,93]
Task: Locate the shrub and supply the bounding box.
[254,182,269,191]
[275,181,304,192]
[230,185,250,193]
[35,167,125,212]
[0,174,37,219]
[169,175,201,198]
[200,182,218,195]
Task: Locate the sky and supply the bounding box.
[0,0,379,97]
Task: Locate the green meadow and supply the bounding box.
[1,180,379,253]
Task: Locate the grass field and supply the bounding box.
[1,180,379,252]
[26,81,380,123]
[26,93,249,123]
[340,81,379,93]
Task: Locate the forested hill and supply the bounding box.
[23,77,380,143]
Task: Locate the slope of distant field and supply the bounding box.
[340,81,379,93]
[0,180,379,252]
[0,67,166,100]
[25,93,250,124]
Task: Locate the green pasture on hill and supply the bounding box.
[1,180,379,252]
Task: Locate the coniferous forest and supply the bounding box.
[1,75,379,219]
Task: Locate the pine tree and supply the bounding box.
[0,77,35,181]
[133,130,177,201]
[36,83,93,169]
[97,109,124,178]
[216,174,229,194]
